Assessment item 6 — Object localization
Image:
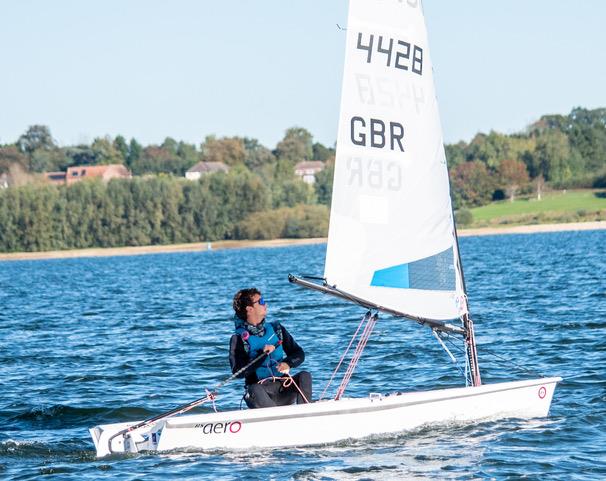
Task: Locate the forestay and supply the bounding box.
[325,0,466,321]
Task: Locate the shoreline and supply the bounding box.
[1,221,605,262]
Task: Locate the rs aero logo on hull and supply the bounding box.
[194,421,242,434]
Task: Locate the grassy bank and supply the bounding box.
[467,189,606,227]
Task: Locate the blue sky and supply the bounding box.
[1,0,604,150]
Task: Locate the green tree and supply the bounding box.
[162,137,179,155]
[445,142,467,167]
[64,145,96,167]
[534,131,572,183]
[276,127,313,163]
[132,145,187,176]
[235,204,329,240]
[314,159,334,206]
[271,179,315,208]
[91,137,123,165]
[243,137,275,172]
[113,135,129,163]
[176,141,199,168]
[0,146,28,173]
[29,148,67,173]
[283,204,329,238]
[312,142,334,161]
[17,125,55,154]
[201,136,246,166]
[127,138,143,170]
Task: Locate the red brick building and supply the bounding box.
[45,164,131,185]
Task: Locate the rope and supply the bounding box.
[258,375,310,404]
[319,311,371,400]
[335,312,379,400]
[282,374,310,404]
[442,334,547,379]
[480,344,547,378]
[205,389,218,413]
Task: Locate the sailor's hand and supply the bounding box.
[277,362,290,374]
[263,344,275,354]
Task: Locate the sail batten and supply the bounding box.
[324,0,467,321]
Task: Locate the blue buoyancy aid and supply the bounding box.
[236,321,286,380]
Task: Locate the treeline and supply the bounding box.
[447,107,606,207]
[0,125,335,251]
[1,107,605,252]
[0,174,329,252]
[0,125,334,178]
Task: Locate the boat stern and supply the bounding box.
[89,424,130,457]
[89,420,165,457]
[89,426,101,452]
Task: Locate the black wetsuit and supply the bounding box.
[229,322,312,408]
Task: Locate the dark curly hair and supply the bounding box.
[233,288,261,321]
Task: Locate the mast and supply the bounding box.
[452,214,482,386]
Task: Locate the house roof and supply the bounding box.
[66,164,130,178]
[294,161,325,172]
[187,161,229,173]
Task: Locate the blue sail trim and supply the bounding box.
[371,247,456,291]
[370,263,410,288]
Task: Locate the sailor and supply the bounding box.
[229,288,312,409]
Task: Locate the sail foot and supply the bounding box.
[288,274,465,336]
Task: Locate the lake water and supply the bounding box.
[1,230,605,480]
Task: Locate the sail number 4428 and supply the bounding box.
[357,33,423,75]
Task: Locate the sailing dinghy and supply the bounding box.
[89,0,560,457]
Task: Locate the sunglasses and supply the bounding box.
[252,297,266,306]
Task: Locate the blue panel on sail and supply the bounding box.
[371,264,410,288]
[371,248,456,291]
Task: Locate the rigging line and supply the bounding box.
[443,335,474,383]
[443,335,466,354]
[480,345,548,379]
[433,331,467,380]
[442,335,547,379]
[432,332,472,382]
[432,329,457,363]
[319,311,371,401]
[335,313,379,400]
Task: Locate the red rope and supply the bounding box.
[319,311,371,401]
[205,389,218,412]
[282,374,310,404]
[335,313,378,400]
[258,375,310,404]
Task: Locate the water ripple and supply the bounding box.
[0,232,605,480]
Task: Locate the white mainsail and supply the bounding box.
[325,0,466,321]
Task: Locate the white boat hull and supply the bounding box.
[90,377,561,457]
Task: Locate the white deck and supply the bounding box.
[91,377,562,457]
